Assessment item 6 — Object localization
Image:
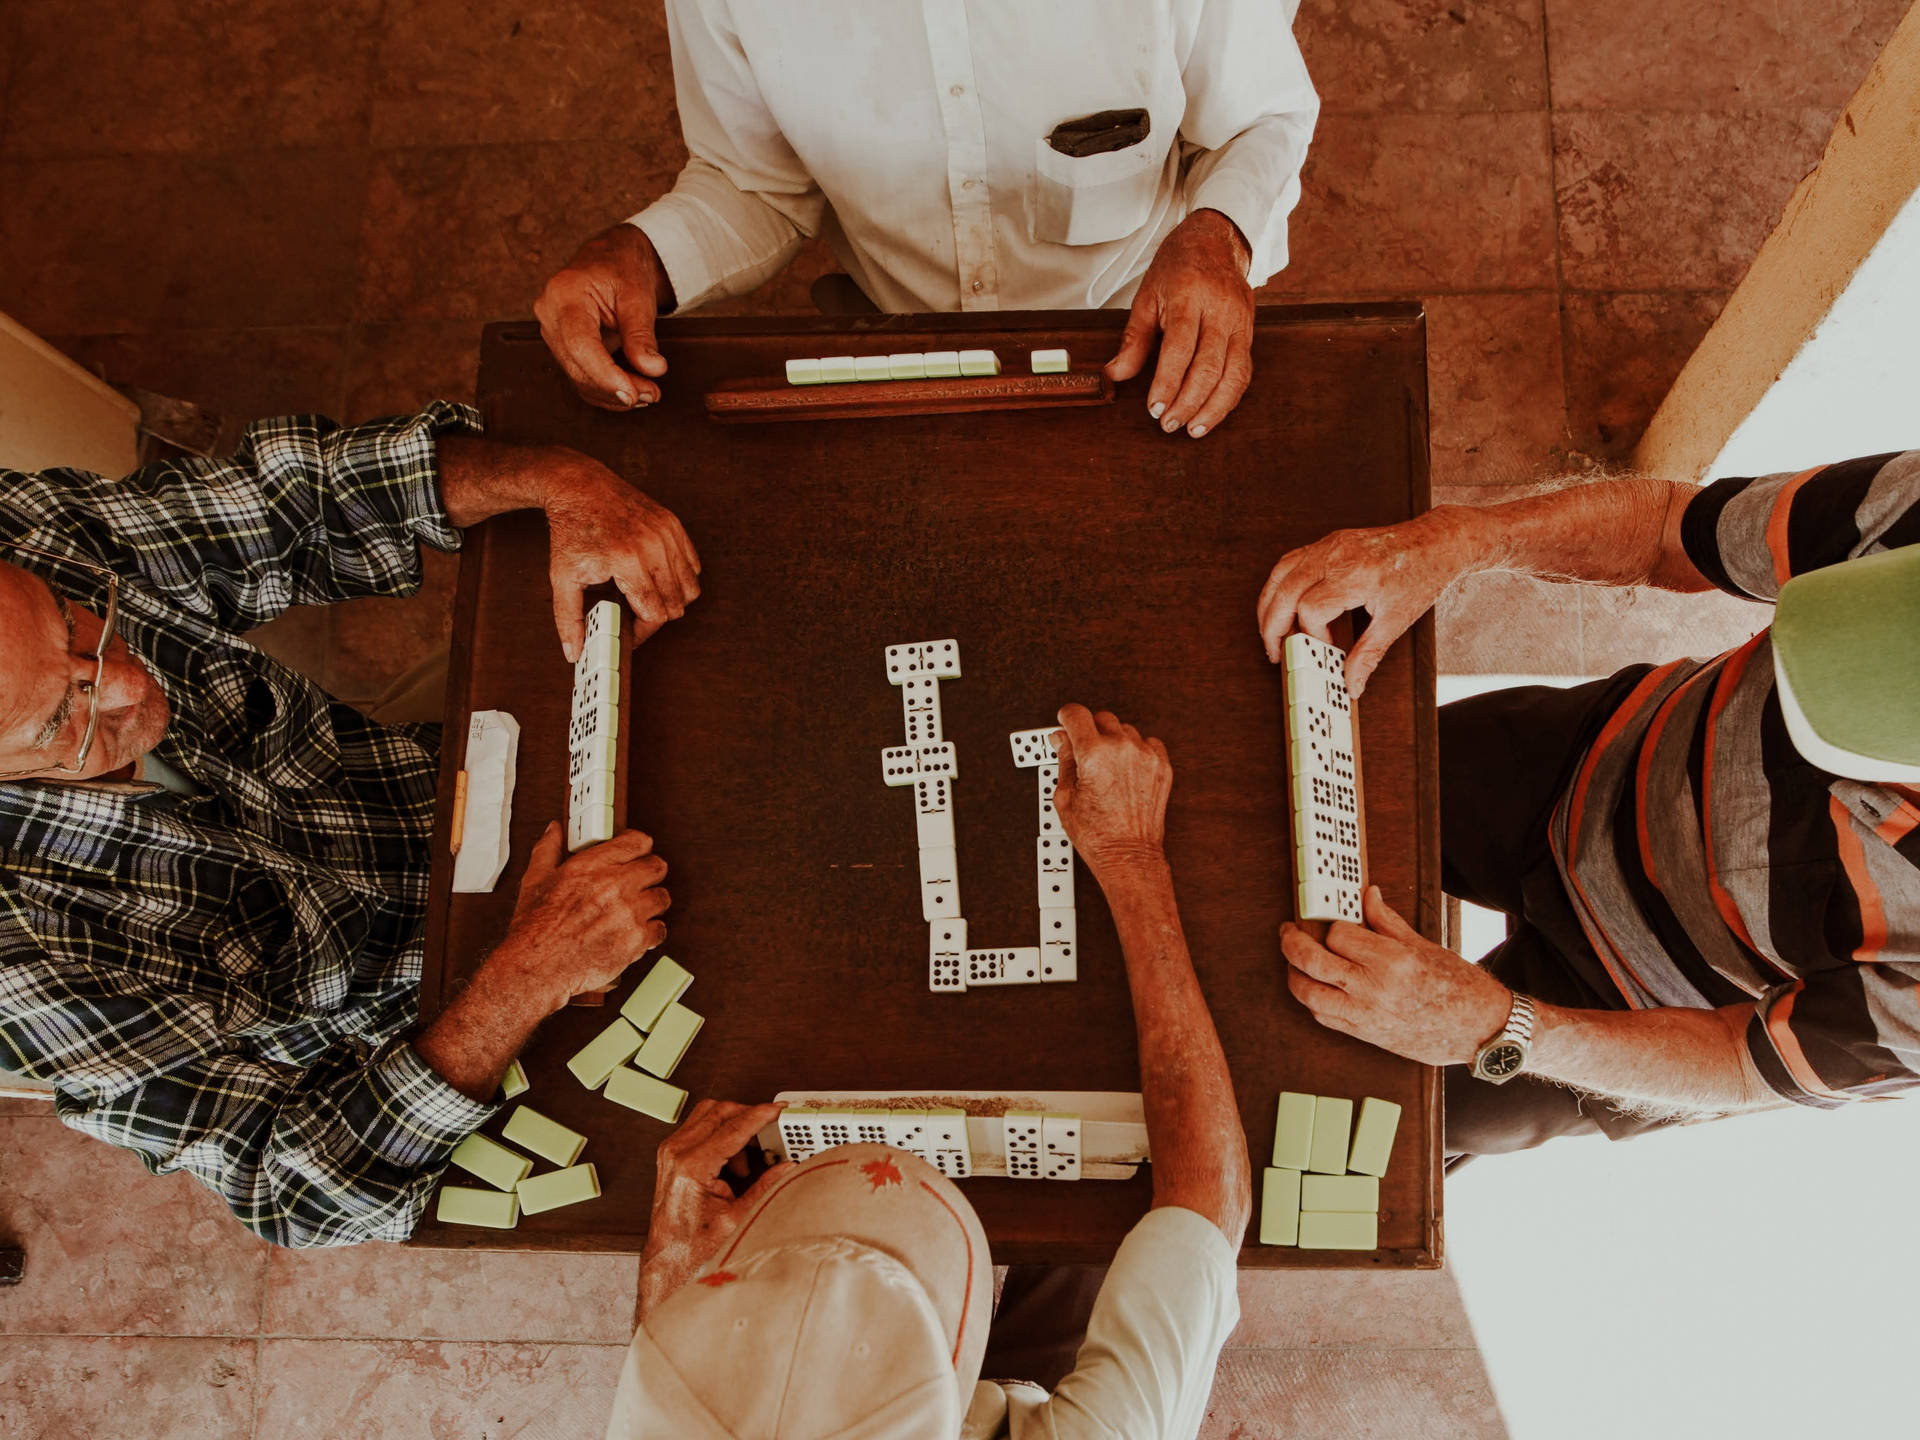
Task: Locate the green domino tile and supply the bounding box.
[499,1059,529,1100]
[1307,1096,1353,1175]
[604,1065,687,1123]
[516,1163,601,1215]
[633,1001,703,1079]
[1259,1167,1301,1246]
[501,1105,588,1168]
[1298,1209,1377,1251]
[922,350,961,378]
[958,349,1001,376]
[620,956,693,1033]
[1347,1097,1402,1178]
[567,1017,645,1090]
[1029,348,1070,374]
[1272,1091,1315,1171]
[817,355,858,384]
[1300,1174,1378,1213]
[448,1133,532,1192]
[436,1185,519,1229]
[785,358,824,386]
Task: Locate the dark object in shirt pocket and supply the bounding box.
[1047,108,1151,158]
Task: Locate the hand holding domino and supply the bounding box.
[493,823,673,1006]
[1049,703,1173,882]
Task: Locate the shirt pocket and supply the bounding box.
[1027,130,1168,247]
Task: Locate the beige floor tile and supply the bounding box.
[1543,0,1910,111]
[1553,109,1835,292]
[1235,1268,1480,1350]
[1296,0,1546,113]
[1561,290,1727,458]
[342,320,485,423]
[1259,113,1556,300]
[325,547,460,702]
[264,1242,638,1344]
[3,0,381,158]
[372,0,678,149]
[48,328,351,427]
[1579,585,1770,674]
[0,150,371,337]
[253,1337,628,1440]
[0,1116,268,1337]
[1436,571,1584,676]
[1424,292,1568,488]
[0,1335,257,1440]
[1201,1347,1508,1439]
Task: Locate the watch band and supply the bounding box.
[1501,992,1538,1048]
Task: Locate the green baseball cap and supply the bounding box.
[1771,545,1920,782]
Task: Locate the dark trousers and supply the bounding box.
[979,1264,1107,1391]
[1440,672,1683,1163]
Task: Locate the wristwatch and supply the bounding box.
[1469,992,1538,1084]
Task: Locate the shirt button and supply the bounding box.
[971,279,984,293]
[949,83,965,97]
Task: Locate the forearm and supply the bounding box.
[413,942,563,1102]
[1448,477,1712,594]
[436,435,594,530]
[1103,856,1251,1242]
[1528,1001,1783,1116]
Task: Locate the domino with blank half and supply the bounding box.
[919,845,961,921]
[1281,633,1365,922]
[501,1106,587,1168]
[516,1163,601,1215]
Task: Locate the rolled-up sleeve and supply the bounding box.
[628,0,824,310]
[1009,1207,1240,1440]
[1174,0,1320,286]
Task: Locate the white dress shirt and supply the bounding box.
[629,0,1319,315]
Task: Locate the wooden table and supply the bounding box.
[413,305,1441,1267]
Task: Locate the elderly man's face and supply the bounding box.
[0,561,169,780]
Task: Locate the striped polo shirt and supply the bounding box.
[1546,450,1920,1106]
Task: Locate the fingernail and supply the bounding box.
[615,389,635,407]
[1149,402,1165,420]
[1161,416,1178,433]
[1188,423,1207,438]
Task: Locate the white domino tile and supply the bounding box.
[1037,768,1061,836]
[1038,849,1075,908]
[884,1110,928,1153]
[916,804,955,851]
[1282,633,1365,922]
[918,845,961,921]
[929,920,967,993]
[1003,1110,1044,1179]
[923,1111,967,1150]
[881,745,921,786]
[922,639,962,679]
[778,1110,823,1162]
[1039,906,1077,982]
[1042,1114,1082,1181]
[915,775,951,816]
[916,742,958,779]
[885,643,930,684]
[965,947,1040,986]
[929,1148,973,1179]
[1009,727,1060,768]
[851,1113,891,1146]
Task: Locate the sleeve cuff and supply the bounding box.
[1188,171,1291,287]
[1745,995,1848,1110]
[629,204,726,315]
[361,1038,499,1167]
[1125,1204,1243,1278]
[401,400,484,555]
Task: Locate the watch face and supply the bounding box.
[1480,1042,1526,1080]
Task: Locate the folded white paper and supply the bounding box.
[452,709,519,893]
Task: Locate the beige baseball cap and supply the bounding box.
[605,1143,993,1440]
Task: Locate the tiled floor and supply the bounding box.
[1,3,1909,1437]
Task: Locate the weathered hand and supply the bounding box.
[1280,886,1510,1065]
[535,223,674,411]
[1105,209,1255,438]
[496,824,672,1006]
[543,457,701,661]
[1255,506,1484,697]
[1051,703,1173,881]
[640,1100,788,1316]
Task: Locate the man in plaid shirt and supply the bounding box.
[0,402,698,1247]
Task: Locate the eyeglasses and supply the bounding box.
[0,545,122,781]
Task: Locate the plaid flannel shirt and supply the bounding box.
[0,403,499,1248]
